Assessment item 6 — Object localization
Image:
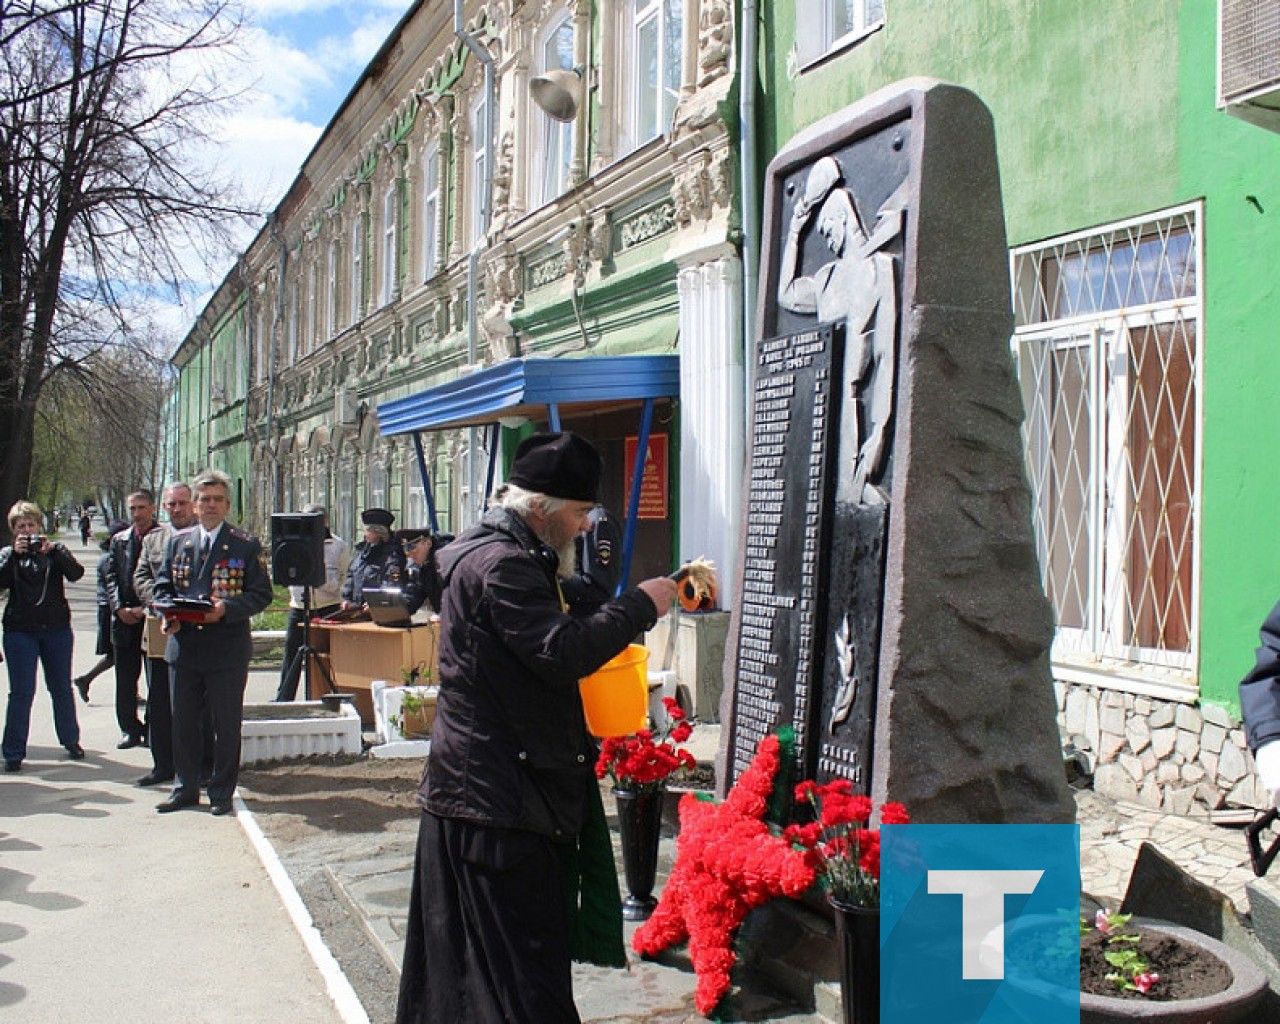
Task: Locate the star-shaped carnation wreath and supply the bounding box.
[631,732,816,1016]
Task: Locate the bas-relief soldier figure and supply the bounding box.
[777,154,906,506]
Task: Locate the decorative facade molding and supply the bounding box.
[698,0,733,86]
[527,249,569,290]
[618,197,677,250]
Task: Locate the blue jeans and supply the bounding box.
[3,626,79,762]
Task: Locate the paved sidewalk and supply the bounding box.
[0,550,349,1024]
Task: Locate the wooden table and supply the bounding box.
[307,620,440,726]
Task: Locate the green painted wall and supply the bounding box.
[759,0,1280,710]
[1176,1,1280,710]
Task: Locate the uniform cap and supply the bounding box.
[360,508,395,528]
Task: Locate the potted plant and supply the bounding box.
[595,697,696,920]
[784,780,910,1024]
[1077,909,1267,1023]
[387,663,435,740]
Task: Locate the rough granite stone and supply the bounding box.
[1201,722,1228,757]
[1095,763,1138,804]
[1175,729,1200,761]
[1201,702,1233,730]
[1064,688,1089,739]
[735,79,1074,825]
[1149,704,1175,729]
[1125,717,1151,754]
[1175,704,1202,733]
[1151,726,1177,759]
[1119,752,1145,783]
[1218,741,1249,786]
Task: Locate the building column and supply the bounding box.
[677,254,744,609]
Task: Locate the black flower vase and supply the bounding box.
[831,898,880,1024]
[613,785,663,921]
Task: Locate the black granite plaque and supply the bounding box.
[729,323,845,782]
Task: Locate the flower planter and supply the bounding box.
[1079,920,1267,1024]
[831,899,879,1024]
[239,701,362,763]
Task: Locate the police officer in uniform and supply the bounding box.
[395,527,449,616]
[152,469,272,816]
[561,504,623,617]
[342,507,406,610]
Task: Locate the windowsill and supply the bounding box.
[1051,656,1198,704]
[797,20,885,74]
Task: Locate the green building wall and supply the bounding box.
[757,0,1280,711]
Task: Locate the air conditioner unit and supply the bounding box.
[334,388,358,424]
[1219,0,1280,131]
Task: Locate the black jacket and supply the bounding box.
[105,523,161,641]
[1241,598,1280,751]
[0,543,84,631]
[341,539,406,605]
[419,507,658,840]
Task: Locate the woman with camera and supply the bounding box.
[1,500,86,772]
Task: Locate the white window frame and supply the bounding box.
[795,0,885,70]
[381,184,398,307]
[350,217,363,327]
[305,259,318,353]
[534,14,575,207]
[421,138,440,280]
[326,239,339,338]
[471,91,488,245]
[286,280,299,364]
[1011,203,1203,696]
[626,0,682,150]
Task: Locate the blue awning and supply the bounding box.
[377,354,680,435]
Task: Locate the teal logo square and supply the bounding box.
[881,825,1081,1023]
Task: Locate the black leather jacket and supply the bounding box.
[0,543,84,631]
[419,508,657,840]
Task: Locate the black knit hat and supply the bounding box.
[508,431,602,502]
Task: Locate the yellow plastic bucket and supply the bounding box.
[579,643,649,738]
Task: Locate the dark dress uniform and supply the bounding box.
[562,505,624,616]
[341,540,406,605]
[395,507,659,1024]
[153,523,272,806]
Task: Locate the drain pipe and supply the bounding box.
[456,0,495,525]
[739,0,759,410]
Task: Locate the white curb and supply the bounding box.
[233,794,372,1024]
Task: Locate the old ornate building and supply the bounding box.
[170,0,745,615]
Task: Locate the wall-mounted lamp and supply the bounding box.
[529,68,582,122]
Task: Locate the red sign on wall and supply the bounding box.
[624,433,669,520]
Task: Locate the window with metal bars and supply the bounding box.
[1011,205,1200,682]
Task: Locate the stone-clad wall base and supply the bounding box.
[1056,681,1269,814]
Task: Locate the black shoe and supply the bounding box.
[66,744,85,760]
[136,771,174,787]
[3,760,20,773]
[209,801,234,817]
[73,676,90,702]
[156,792,199,813]
[117,734,144,750]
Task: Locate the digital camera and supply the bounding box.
[19,535,46,548]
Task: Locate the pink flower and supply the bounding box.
[1095,909,1113,934]
[1133,972,1159,994]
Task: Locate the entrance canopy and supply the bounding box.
[378,354,680,435]
[376,354,680,591]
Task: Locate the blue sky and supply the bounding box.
[148,1,408,344]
